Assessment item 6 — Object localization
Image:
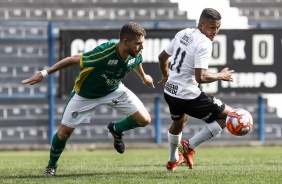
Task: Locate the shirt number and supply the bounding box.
[169,47,186,74]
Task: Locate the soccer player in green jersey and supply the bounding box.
[21,22,155,177]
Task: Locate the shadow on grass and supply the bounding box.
[0,171,175,180]
[0,163,173,180]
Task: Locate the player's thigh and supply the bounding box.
[181,93,225,123]
[129,107,151,126]
[218,104,233,119]
[62,93,100,127]
[164,92,185,121]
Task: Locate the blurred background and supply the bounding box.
[0,0,281,149]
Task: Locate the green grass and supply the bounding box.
[0,146,281,184]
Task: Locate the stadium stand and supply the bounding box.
[171,0,250,29]
[0,0,188,21]
[229,0,282,24]
[0,0,281,146]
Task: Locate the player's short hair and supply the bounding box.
[199,8,221,22]
[119,22,146,41]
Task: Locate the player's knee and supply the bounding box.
[139,115,151,126]
[57,125,74,141]
[57,131,70,141]
[216,119,226,129]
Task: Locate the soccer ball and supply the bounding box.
[226,108,253,136]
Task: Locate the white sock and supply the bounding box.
[189,121,222,149]
[168,132,182,162]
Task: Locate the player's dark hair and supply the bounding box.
[119,22,146,41]
[199,8,221,22]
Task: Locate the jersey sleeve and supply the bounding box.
[164,38,176,55]
[165,29,187,55]
[194,40,212,69]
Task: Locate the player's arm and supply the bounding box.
[195,67,234,83]
[158,50,170,85]
[195,40,234,83]
[133,63,155,88]
[21,54,81,85]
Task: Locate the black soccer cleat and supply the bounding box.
[107,122,125,154]
[43,165,57,177]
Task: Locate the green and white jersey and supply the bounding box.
[74,40,142,99]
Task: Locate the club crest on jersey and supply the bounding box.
[180,34,193,46]
[107,59,118,66]
[71,111,79,118]
[127,58,135,66]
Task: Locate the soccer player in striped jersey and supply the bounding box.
[22,22,154,176]
[158,8,234,171]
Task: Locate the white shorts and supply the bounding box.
[61,83,145,128]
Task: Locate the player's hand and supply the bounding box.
[21,72,44,85]
[220,67,234,82]
[158,75,168,85]
[143,74,155,88]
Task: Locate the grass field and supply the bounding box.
[0,146,281,184]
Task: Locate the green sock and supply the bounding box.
[114,117,141,134]
[48,132,66,167]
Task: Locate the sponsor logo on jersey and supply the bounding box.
[101,74,121,86]
[106,79,121,85]
[165,82,178,95]
[180,34,193,46]
[127,58,135,66]
[107,59,118,66]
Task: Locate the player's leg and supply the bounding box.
[106,84,151,153]
[44,92,100,176]
[179,93,231,169]
[188,103,233,150]
[168,116,187,164]
[107,107,150,154]
[44,124,75,177]
[49,125,75,165]
[216,104,233,128]
[163,92,187,171]
[179,120,221,169]
[115,105,151,133]
[166,115,187,171]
